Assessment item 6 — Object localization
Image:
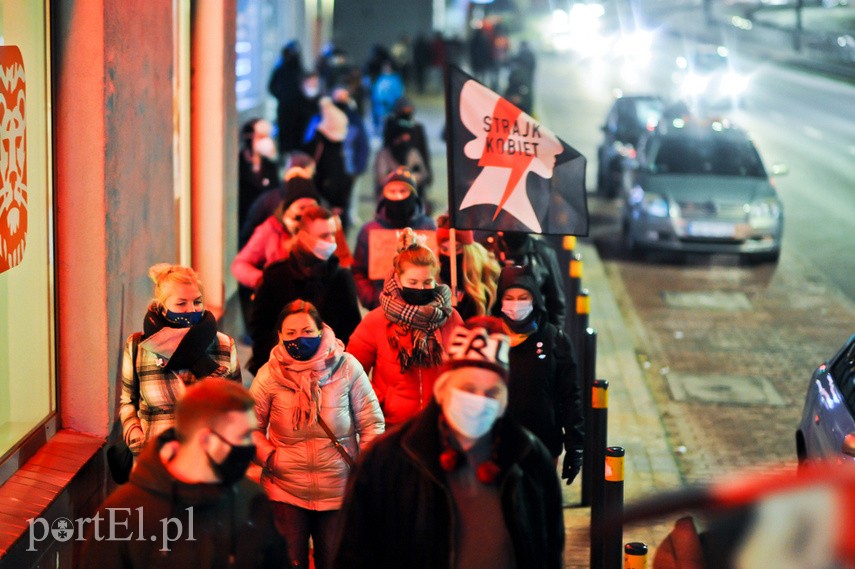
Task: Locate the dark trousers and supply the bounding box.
[271,501,342,569]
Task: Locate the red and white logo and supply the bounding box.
[0,46,27,273]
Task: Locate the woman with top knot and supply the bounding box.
[119,263,242,457]
[346,227,463,427]
[251,300,384,569]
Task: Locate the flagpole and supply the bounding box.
[449,228,458,307]
[444,64,459,309]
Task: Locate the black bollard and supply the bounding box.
[580,328,597,506]
[588,379,609,568]
[604,446,626,569]
[624,542,648,569]
[566,253,583,341]
[574,288,590,361]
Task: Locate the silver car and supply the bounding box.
[620,118,784,263]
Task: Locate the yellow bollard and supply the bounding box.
[624,542,648,569]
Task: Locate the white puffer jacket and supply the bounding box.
[250,324,385,510]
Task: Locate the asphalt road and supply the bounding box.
[533,5,855,483]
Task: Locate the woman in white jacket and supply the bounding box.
[250,299,384,569]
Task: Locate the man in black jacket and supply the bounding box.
[334,317,565,569]
[248,205,361,374]
[80,379,285,569]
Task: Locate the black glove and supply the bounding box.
[562,449,583,485]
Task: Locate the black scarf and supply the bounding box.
[142,309,220,377]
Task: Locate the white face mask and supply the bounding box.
[301,232,337,261]
[501,299,534,322]
[444,388,502,440]
[253,136,277,159]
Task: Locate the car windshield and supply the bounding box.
[650,136,767,177]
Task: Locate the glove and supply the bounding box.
[562,449,583,485]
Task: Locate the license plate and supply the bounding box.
[687,221,736,238]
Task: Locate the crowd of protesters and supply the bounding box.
[83,30,573,569]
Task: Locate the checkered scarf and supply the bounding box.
[380,272,453,372]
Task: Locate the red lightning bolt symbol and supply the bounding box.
[478,97,535,221]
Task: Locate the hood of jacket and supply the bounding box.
[129,429,233,507]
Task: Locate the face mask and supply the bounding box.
[444,388,502,440]
[164,309,204,327]
[439,253,465,285]
[401,286,436,306]
[253,136,277,159]
[301,232,338,261]
[207,431,256,485]
[384,194,417,228]
[283,335,322,360]
[502,299,534,322]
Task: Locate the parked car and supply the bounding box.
[596,94,666,198]
[797,334,855,466]
[620,117,784,262]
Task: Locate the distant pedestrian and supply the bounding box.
[377,97,432,201]
[238,118,280,242]
[251,300,384,569]
[304,96,354,233]
[347,228,463,427]
[413,33,432,93]
[268,41,309,155]
[352,168,436,310]
[435,214,501,321]
[82,378,286,568]
[120,264,241,458]
[335,317,565,569]
[370,61,404,134]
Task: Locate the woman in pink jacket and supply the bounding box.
[346,228,462,427]
[251,300,384,569]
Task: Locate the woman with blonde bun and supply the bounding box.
[119,264,242,456]
[346,228,462,427]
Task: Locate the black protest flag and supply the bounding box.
[445,65,588,236]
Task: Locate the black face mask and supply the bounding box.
[207,430,256,485]
[401,286,436,306]
[439,253,465,285]
[384,194,417,228]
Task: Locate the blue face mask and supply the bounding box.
[165,309,204,327]
[283,335,322,360]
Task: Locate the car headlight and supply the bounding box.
[748,198,782,229]
[642,192,670,217]
[721,72,749,95]
[682,73,709,96]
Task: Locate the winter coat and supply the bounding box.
[119,331,241,455]
[79,430,286,569]
[370,72,404,128]
[345,307,462,426]
[306,132,352,211]
[351,201,436,310]
[488,236,567,328]
[250,326,385,510]
[231,215,293,289]
[248,245,361,375]
[333,401,565,569]
[507,313,584,457]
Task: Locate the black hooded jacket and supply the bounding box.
[80,431,285,569]
[334,401,565,569]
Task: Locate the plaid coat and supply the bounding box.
[119,331,241,455]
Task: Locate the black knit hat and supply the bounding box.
[383,166,417,194]
[496,265,544,309]
[282,177,321,211]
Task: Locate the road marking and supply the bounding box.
[803,126,823,140]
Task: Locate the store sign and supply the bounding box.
[0,46,27,273]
